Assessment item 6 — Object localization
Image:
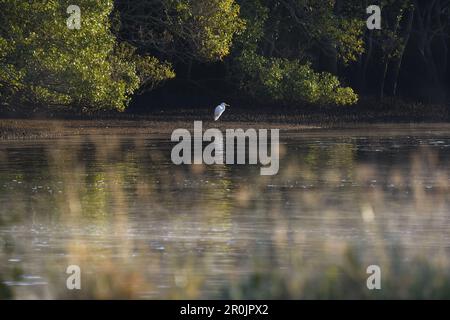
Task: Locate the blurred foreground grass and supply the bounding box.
[0,127,449,299]
[2,246,450,299]
[220,247,450,299]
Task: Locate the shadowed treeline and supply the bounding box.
[1,1,449,114]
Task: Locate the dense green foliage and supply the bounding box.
[232,0,362,105]
[236,51,358,105]
[169,0,245,61]
[115,0,245,63]
[0,0,174,111]
[0,0,449,111]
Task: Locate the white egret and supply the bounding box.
[214,102,230,121]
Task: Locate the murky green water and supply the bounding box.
[0,124,450,299]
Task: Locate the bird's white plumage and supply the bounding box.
[214,102,227,121]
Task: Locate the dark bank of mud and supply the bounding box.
[0,118,317,140]
[0,100,449,139]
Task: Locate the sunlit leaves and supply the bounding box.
[237,51,358,105]
[117,0,245,63]
[0,0,173,111]
[232,0,360,106]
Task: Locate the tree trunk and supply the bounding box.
[186,59,193,81]
[379,59,389,100]
[385,7,415,96]
[414,0,445,101]
[359,30,373,94]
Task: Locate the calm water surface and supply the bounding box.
[0,124,449,298]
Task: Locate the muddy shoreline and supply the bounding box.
[0,118,316,140]
[2,117,450,140]
[1,102,450,139]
